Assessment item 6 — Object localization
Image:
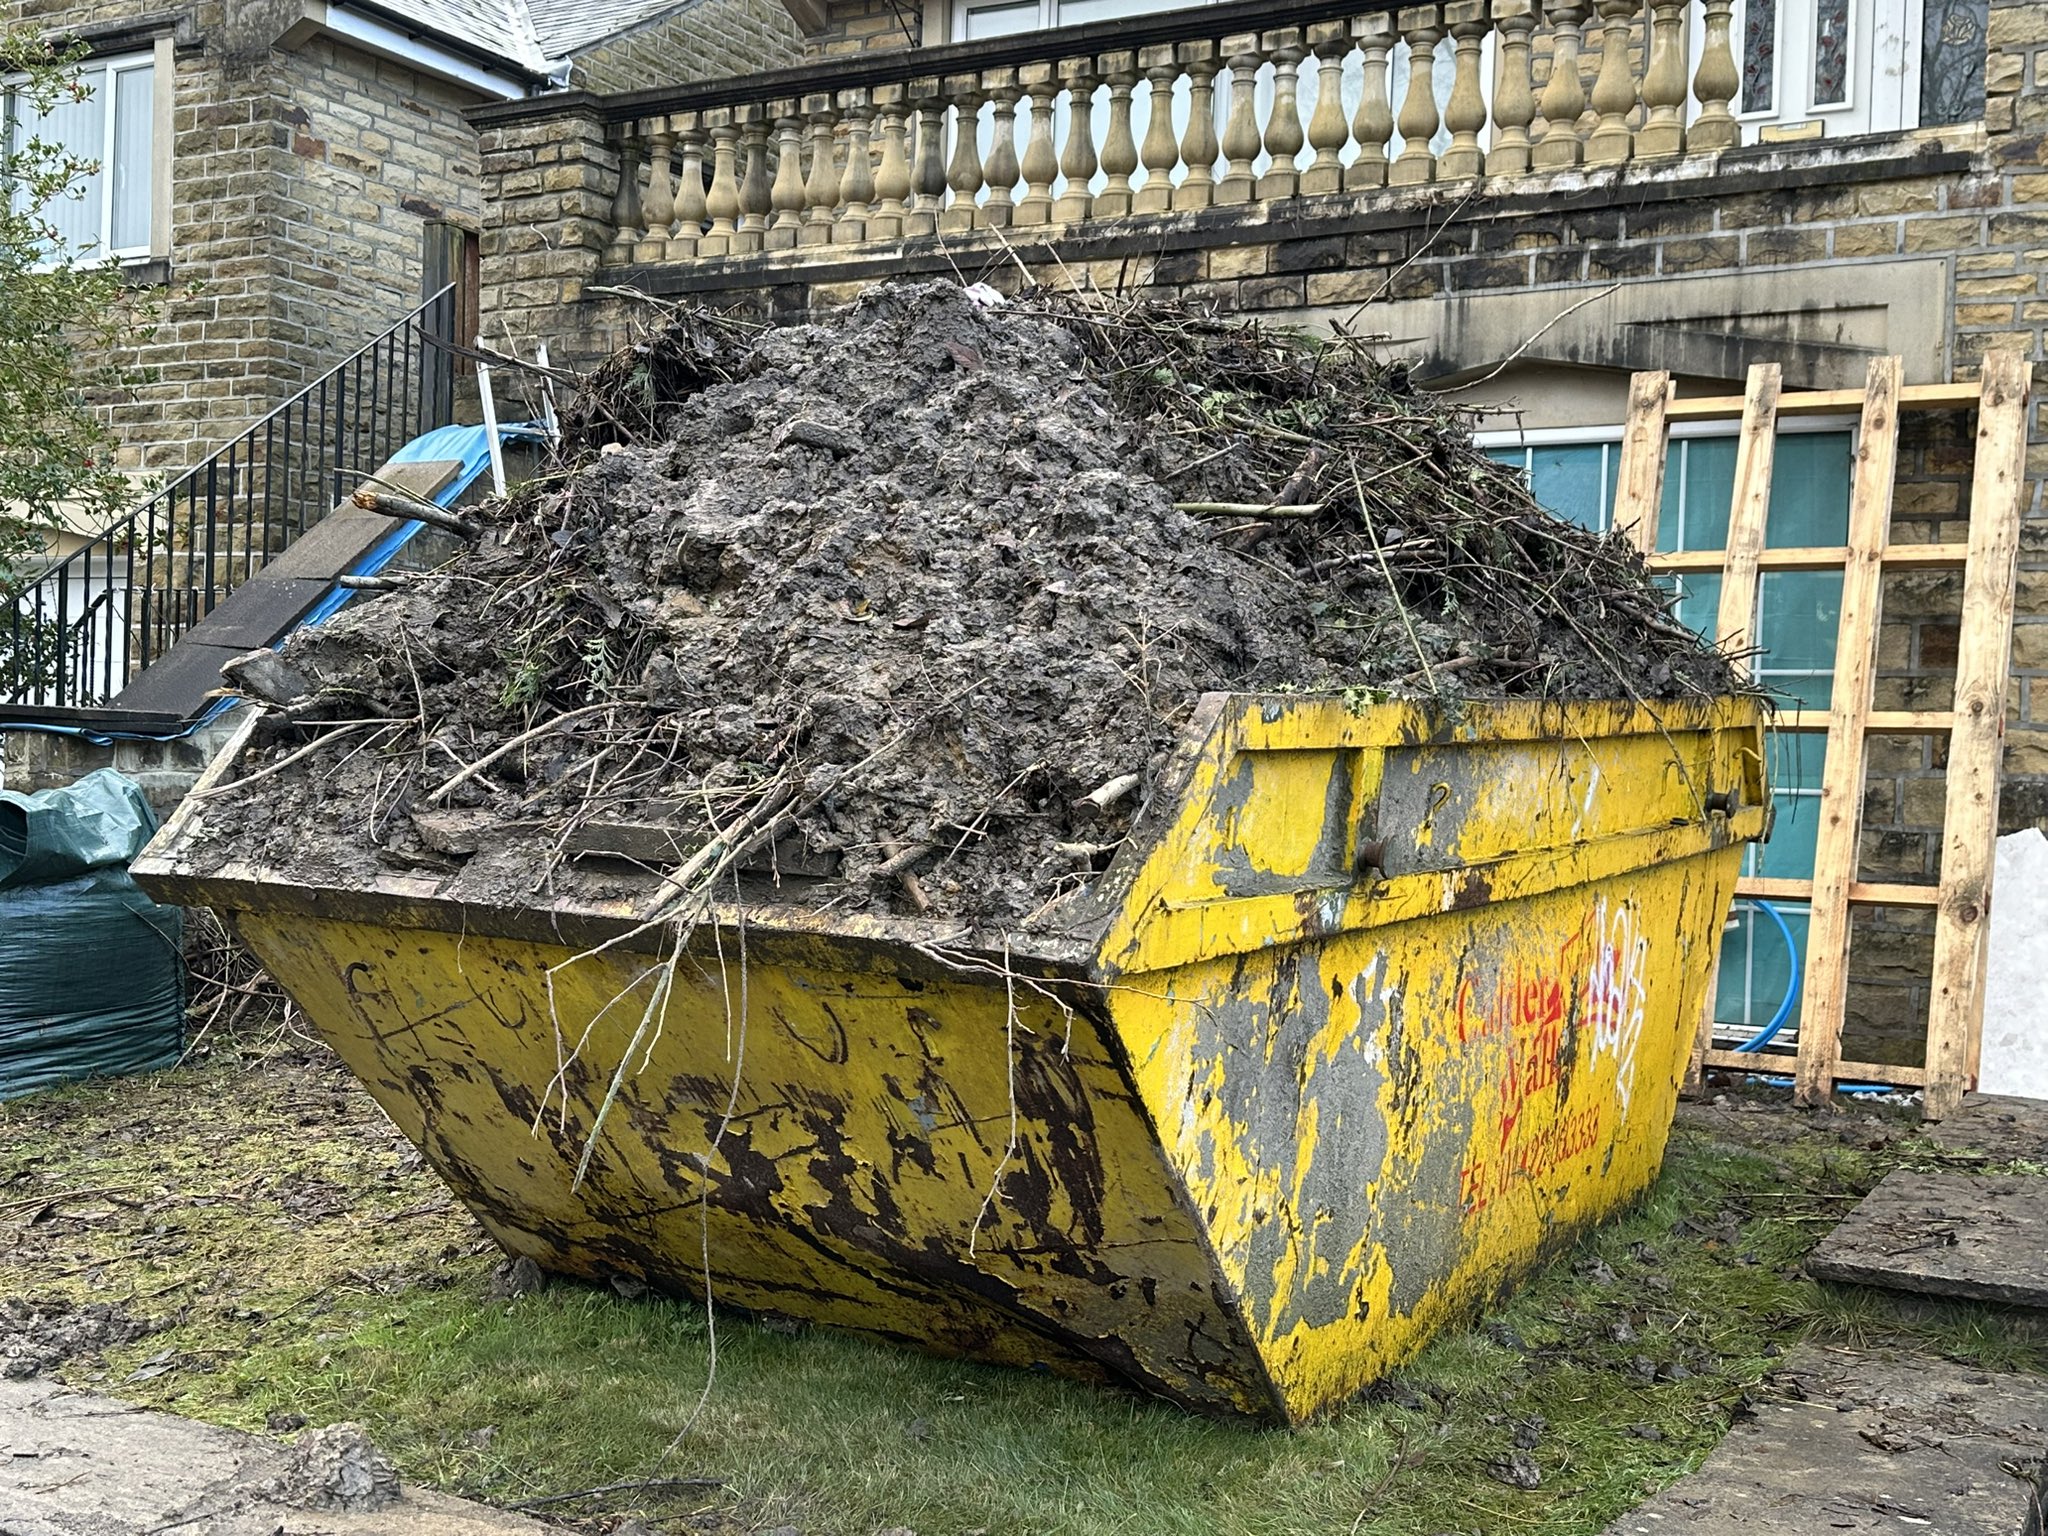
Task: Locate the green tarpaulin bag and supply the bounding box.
[0,769,183,1099]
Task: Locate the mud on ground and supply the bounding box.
[189,282,1749,929]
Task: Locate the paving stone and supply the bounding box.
[1603,1346,2048,1534]
[1927,1093,2048,1164]
[1808,1169,2048,1307]
[0,1377,545,1535]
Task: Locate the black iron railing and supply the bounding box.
[2,286,458,710]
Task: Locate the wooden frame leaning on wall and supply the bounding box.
[1606,351,2032,1119]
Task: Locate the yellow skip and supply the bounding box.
[137,693,1767,1424]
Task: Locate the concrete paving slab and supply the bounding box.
[0,1378,547,1536]
[1929,1094,2048,1164]
[1807,1169,2048,1307]
[1602,1346,2048,1534]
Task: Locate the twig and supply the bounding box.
[350,489,481,540]
[424,701,621,805]
[1076,771,1142,813]
[1174,501,1325,518]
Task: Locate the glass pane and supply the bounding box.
[1757,789,1822,879]
[18,64,105,256]
[1757,570,1843,673]
[1714,902,1805,1037]
[110,65,151,253]
[1921,0,1990,125]
[962,1,1038,38]
[1667,437,1735,554]
[1813,0,1851,106]
[1670,570,1723,642]
[1527,444,1607,531]
[1740,0,1777,113]
[1765,431,1853,545]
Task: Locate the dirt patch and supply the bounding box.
[265,1420,403,1511]
[0,1296,161,1379]
[188,282,1748,929]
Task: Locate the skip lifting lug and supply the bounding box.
[1704,789,1738,817]
[1354,837,1388,879]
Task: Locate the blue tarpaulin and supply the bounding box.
[0,769,183,1099]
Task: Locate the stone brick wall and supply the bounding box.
[570,0,804,93]
[802,0,927,57]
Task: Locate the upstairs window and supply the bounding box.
[3,51,155,262]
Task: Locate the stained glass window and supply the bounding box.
[1813,0,1851,106]
[1740,0,1777,114]
[1920,0,1989,125]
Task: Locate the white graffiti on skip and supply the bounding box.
[1584,896,1649,1114]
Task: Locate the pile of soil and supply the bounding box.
[191,281,1746,931]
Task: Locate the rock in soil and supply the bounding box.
[268,1420,402,1511]
[191,280,1748,933]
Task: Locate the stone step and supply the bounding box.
[1809,1168,2048,1309]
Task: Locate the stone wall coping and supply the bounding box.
[601,134,1975,298]
[467,0,1374,127]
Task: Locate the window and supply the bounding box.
[4,51,155,262]
[1482,421,1857,1048]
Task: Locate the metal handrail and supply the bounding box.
[3,286,458,709]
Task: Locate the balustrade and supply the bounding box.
[600,0,1759,268]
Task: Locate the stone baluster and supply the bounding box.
[1217,35,1263,204]
[1054,57,1098,222]
[767,103,805,251]
[1258,29,1307,199]
[942,75,984,233]
[1133,46,1180,215]
[1094,52,1140,219]
[1486,0,1537,176]
[736,109,771,253]
[1390,6,1443,186]
[1015,64,1059,225]
[1346,15,1395,190]
[1584,0,1639,165]
[1301,23,1351,196]
[700,110,741,257]
[1531,0,1588,170]
[1635,0,1688,157]
[871,84,911,239]
[835,89,875,243]
[638,128,676,262]
[1439,2,1489,179]
[907,79,947,237]
[672,116,708,257]
[608,134,642,261]
[801,93,841,246]
[1688,0,1740,151]
[981,69,1022,227]
[1175,42,1220,210]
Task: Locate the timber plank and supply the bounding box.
[1648,543,1969,573]
[1808,1168,2048,1307]
[1613,370,1673,556]
[1688,364,1780,1091]
[1664,379,1984,422]
[1923,354,2032,1119]
[1795,357,1902,1107]
[1602,1344,2048,1534]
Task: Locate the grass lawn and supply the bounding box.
[3,1027,2041,1536]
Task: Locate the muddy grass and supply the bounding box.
[5,1027,2043,1536]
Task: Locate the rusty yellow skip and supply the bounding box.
[136,692,1767,1425]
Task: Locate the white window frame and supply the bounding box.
[3,48,160,266]
[1707,0,1924,140]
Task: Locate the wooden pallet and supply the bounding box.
[1611,354,2031,1118]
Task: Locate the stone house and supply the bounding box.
[2,0,804,489]
[469,0,2043,1072]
